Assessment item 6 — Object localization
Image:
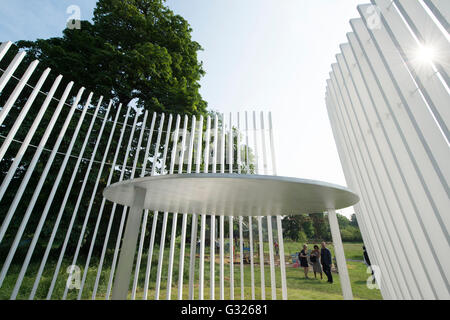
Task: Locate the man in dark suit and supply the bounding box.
[321,242,333,283]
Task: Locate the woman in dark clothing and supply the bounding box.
[298,244,309,279]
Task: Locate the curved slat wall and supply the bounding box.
[326,0,450,300]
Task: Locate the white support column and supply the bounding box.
[327,209,353,300]
[112,187,147,300]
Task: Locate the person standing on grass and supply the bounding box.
[299,244,309,279]
[310,245,323,280]
[321,242,333,283]
[274,240,279,256]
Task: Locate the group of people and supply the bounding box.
[298,242,334,283]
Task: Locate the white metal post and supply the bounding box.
[327,209,353,300]
[112,187,147,300]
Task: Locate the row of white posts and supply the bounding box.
[326,0,449,300]
[0,40,288,299]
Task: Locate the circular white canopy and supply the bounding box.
[103,174,359,216]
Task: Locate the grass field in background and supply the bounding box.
[0,241,382,300]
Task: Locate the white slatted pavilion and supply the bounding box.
[0,41,359,300]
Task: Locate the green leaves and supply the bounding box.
[16,0,207,116]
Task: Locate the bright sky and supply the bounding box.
[0,0,364,217]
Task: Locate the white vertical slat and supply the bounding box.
[210,114,218,300]
[219,113,225,300]
[0,59,38,126]
[143,209,159,300]
[237,113,244,300]
[0,41,12,62]
[0,50,26,94]
[253,111,265,300]
[260,112,276,300]
[238,216,244,300]
[422,0,450,33]
[131,112,157,300]
[228,113,234,300]
[164,114,181,299]
[0,67,50,161]
[199,116,210,300]
[268,112,288,300]
[219,214,225,300]
[245,111,255,300]
[186,115,198,300]
[140,112,158,300]
[161,115,179,300]
[188,115,203,299]
[120,109,147,298]
[154,113,173,300]
[351,16,449,296]
[176,115,190,300]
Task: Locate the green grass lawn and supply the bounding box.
[0,240,382,300]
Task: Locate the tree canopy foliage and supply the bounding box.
[282,213,362,243]
[15,0,207,115]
